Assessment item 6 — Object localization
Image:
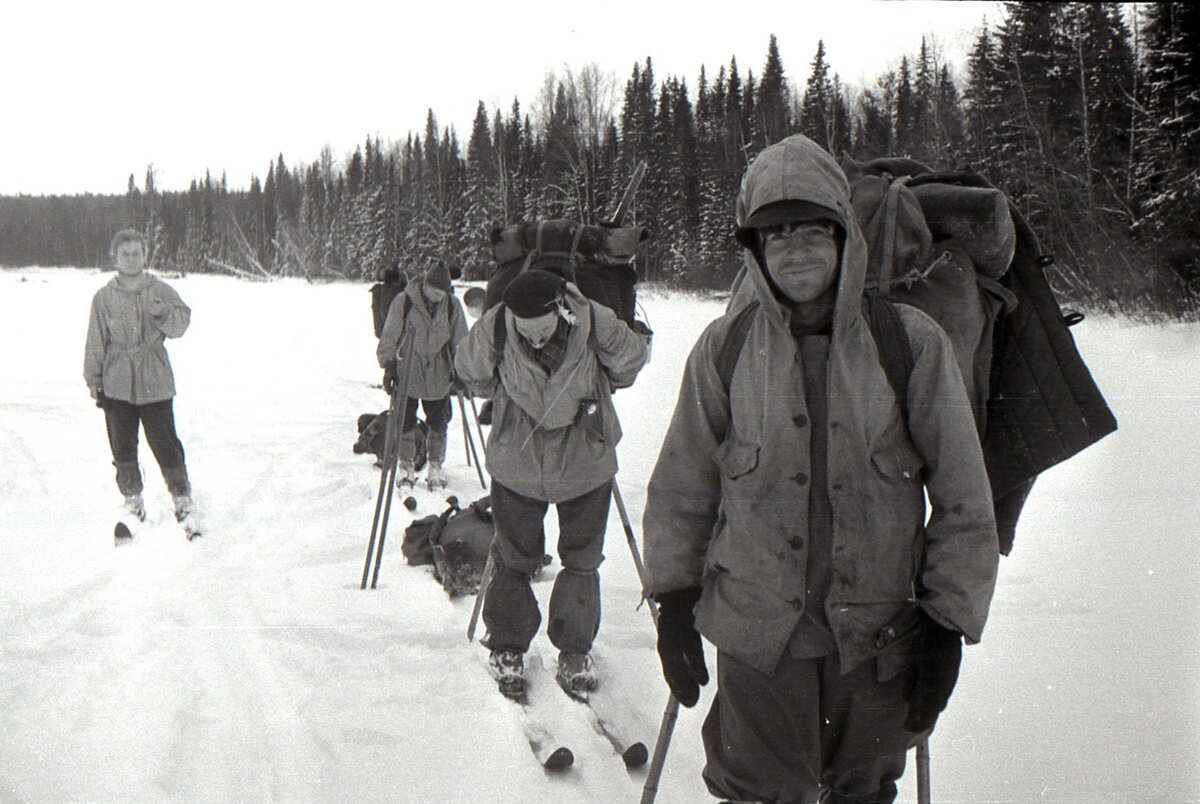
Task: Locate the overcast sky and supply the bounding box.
[0,1,1002,196]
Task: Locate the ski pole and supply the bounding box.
[460,398,472,467]
[610,479,680,804]
[361,358,405,589]
[466,549,496,642]
[641,696,680,804]
[456,391,487,490]
[366,336,416,589]
[466,393,488,453]
[916,739,931,804]
[611,481,651,590]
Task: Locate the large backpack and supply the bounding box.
[484,218,651,336]
[401,496,495,597]
[371,276,407,338]
[721,158,1117,554]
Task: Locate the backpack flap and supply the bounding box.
[910,183,1016,280]
[849,175,932,290]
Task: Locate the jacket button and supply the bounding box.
[831,481,843,491]
[788,536,804,550]
[793,413,808,427]
[792,472,808,486]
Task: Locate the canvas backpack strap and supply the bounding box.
[564,223,585,285]
[862,295,914,421]
[518,220,546,275]
[586,301,598,350]
[493,303,508,357]
[715,301,760,394]
[873,176,912,291]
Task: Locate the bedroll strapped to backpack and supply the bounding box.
[845,156,1117,553]
[484,218,650,332]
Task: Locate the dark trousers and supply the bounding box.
[482,479,612,654]
[103,398,188,496]
[702,650,914,804]
[400,396,451,464]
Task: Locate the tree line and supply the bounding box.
[1,3,1195,318]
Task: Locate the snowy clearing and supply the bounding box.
[1,268,1197,802]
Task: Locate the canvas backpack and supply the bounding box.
[484,218,652,339]
[371,277,406,338]
[431,495,495,598]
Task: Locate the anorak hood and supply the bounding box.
[109,271,151,293]
[734,134,870,340]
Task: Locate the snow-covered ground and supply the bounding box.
[1,267,1196,803]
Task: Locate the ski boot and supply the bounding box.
[114,493,146,543]
[425,460,447,491]
[488,649,527,702]
[397,460,417,490]
[555,651,598,699]
[173,494,202,540]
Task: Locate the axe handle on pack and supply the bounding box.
[606,160,647,227]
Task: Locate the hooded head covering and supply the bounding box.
[424,263,453,294]
[502,270,566,318]
[730,134,870,338]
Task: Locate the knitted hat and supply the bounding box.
[425,263,453,293]
[502,270,566,319]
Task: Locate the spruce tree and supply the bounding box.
[800,41,832,151]
[757,34,790,146]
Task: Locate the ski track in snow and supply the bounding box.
[1,268,1197,802]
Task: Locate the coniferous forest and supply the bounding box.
[1,4,1196,318]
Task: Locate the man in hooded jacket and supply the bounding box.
[377,263,469,489]
[455,269,648,698]
[642,134,998,802]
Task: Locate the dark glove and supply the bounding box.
[94,389,107,409]
[477,399,493,426]
[383,364,398,394]
[654,587,709,707]
[904,614,963,733]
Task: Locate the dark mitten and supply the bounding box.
[477,399,493,426]
[94,390,108,409]
[654,587,709,707]
[904,614,963,733]
[383,364,398,394]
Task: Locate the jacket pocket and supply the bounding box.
[870,444,923,484]
[875,605,924,682]
[714,437,759,480]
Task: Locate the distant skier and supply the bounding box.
[642,135,999,803]
[376,263,468,490]
[84,228,198,537]
[454,269,649,699]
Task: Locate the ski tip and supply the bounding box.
[114,522,133,543]
[543,747,574,771]
[623,742,650,769]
